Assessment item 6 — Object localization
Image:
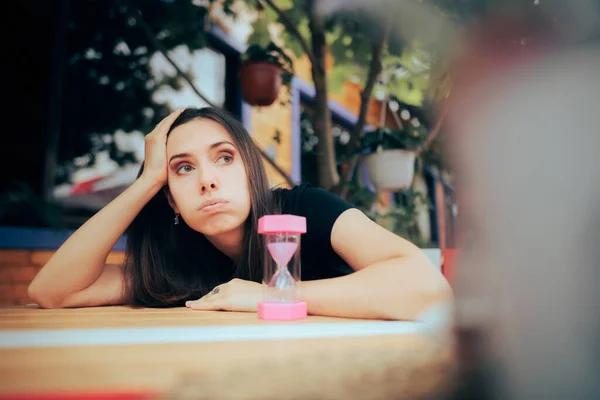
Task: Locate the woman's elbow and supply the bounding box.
[386,265,454,321]
[411,273,454,319]
[27,280,64,309]
[428,273,454,303]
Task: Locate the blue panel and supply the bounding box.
[0,227,127,251]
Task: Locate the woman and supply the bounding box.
[28,107,451,320]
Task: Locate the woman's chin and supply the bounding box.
[189,216,244,237]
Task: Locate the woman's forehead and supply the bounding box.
[167,118,234,153]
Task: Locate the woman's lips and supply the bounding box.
[199,200,228,212]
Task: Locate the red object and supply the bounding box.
[0,391,156,400]
[442,248,458,288]
[70,176,105,195]
[239,61,282,107]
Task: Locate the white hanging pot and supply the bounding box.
[364,149,416,191]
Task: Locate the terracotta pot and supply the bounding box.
[239,61,282,107]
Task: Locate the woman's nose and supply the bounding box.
[198,167,218,194]
[200,181,217,194]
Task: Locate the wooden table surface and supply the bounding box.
[0,305,456,400]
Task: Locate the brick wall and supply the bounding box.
[0,250,125,306]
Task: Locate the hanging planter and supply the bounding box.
[365,149,416,191]
[360,126,427,191]
[239,43,294,107]
[240,62,282,107]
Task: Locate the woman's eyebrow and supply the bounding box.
[210,140,235,150]
[169,152,192,164]
[168,141,235,163]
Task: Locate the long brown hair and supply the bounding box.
[123,107,274,307]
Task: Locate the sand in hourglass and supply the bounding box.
[267,242,298,301]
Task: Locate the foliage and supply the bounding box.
[343,180,433,246]
[340,181,379,212]
[300,102,436,246]
[299,107,352,186]
[376,45,433,106]
[241,0,433,105]
[420,136,448,172]
[428,0,540,23]
[219,0,444,190]
[374,198,435,249]
[360,125,428,154]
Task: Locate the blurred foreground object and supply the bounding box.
[315,2,599,398]
[444,7,600,400]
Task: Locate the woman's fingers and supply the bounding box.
[186,285,224,310]
[186,297,224,310]
[140,108,186,186]
[153,108,186,138]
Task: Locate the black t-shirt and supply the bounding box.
[272,183,356,281]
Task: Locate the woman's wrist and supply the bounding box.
[136,174,165,195]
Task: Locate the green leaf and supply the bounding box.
[264,7,279,25]
[222,0,236,16]
[247,18,272,47]
[279,18,310,58]
[329,38,348,64]
[327,64,360,95]
[281,33,304,58]
[273,0,293,9]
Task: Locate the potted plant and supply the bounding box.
[360,125,427,191]
[343,180,434,247]
[239,42,294,107]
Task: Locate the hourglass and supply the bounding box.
[257,214,307,320]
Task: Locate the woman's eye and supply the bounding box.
[216,154,233,165]
[177,164,194,174]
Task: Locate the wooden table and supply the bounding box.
[0,305,455,400]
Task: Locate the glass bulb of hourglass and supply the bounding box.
[267,242,298,302]
[267,242,298,266]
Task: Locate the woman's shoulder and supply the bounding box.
[271,182,319,212]
[271,182,308,203]
[271,183,355,217]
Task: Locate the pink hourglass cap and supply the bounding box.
[258,301,307,320]
[258,214,306,234]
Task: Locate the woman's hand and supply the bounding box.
[140,108,185,187]
[185,278,263,312]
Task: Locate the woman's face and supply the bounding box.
[166,118,251,238]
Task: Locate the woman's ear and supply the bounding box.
[163,187,179,214]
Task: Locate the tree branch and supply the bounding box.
[262,0,316,67]
[131,7,217,108]
[334,23,390,198]
[344,24,390,159]
[256,146,297,187]
[414,109,445,158]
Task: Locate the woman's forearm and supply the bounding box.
[28,176,163,307]
[300,256,453,320]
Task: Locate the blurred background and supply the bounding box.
[1,1,599,399]
[1,0,458,239]
[1,0,460,309]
